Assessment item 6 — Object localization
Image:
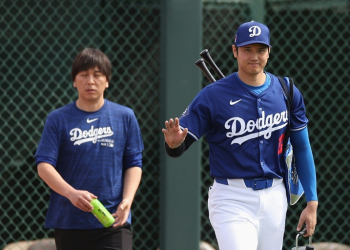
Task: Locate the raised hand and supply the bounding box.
[162,117,188,148]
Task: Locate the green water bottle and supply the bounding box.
[90,199,115,228]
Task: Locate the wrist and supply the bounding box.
[306,200,318,210]
[169,143,182,149]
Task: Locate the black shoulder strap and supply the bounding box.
[278,76,294,105]
[277,76,294,152]
[288,77,294,103]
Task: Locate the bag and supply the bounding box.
[277,76,304,205]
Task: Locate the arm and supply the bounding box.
[112,166,142,227]
[290,127,318,236]
[164,135,196,157]
[37,162,97,212]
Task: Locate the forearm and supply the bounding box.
[123,166,142,203]
[165,135,195,157]
[37,162,75,198]
[290,128,318,202]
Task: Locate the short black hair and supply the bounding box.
[71,48,112,82]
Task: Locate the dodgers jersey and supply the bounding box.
[179,72,308,179]
[35,100,144,229]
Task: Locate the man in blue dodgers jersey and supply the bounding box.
[162,21,318,250]
[35,48,144,250]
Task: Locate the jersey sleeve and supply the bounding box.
[290,127,318,201]
[179,86,214,140]
[34,112,60,167]
[287,78,309,131]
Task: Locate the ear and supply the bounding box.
[73,82,77,88]
[232,45,238,58]
[105,81,109,88]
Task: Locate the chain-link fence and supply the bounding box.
[201,0,350,249]
[0,1,161,249]
[1,0,350,250]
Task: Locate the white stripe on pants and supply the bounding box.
[208,179,288,250]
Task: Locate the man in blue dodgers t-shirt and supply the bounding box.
[162,21,318,250]
[35,48,144,250]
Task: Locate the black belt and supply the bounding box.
[215,177,274,190]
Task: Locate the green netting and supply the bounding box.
[1,1,350,250]
[0,1,160,249]
[200,1,350,249]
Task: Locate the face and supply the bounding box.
[232,43,270,76]
[73,66,109,103]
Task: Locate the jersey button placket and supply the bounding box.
[258,98,265,172]
[259,104,263,146]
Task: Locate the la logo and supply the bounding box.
[249,26,261,37]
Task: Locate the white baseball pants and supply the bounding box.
[208,179,288,250]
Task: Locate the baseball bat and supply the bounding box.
[195,59,216,83]
[199,49,225,79]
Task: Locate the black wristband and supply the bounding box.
[164,141,185,157]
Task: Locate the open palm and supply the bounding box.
[162,117,188,148]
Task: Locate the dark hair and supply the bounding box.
[71,48,112,82]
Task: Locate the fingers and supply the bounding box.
[169,118,175,128]
[69,190,97,212]
[112,214,125,227]
[174,117,180,127]
[164,118,180,130]
[303,201,318,237]
[297,216,316,237]
[305,222,316,237]
[296,219,304,232]
[182,128,188,137]
[111,204,129,227]
[89,193,98,200]
[163,117,188,148]
[166,118,175,129]
[81,192,95,211]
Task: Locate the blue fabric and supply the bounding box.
[290,128,318,201]
[244,178,273,190]
[215,177,274,190]
[35,100,144,229]
[179,72,308,180]
[234,21,271,47]
[239,72,271,95]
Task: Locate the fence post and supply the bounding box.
[160,0,202,249]
[249,0,265,23]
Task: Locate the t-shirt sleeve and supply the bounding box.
[34,112,60,167]
[123,111,144,169]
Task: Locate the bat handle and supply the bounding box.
[195,59,216,83]
[200,49,225,79]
